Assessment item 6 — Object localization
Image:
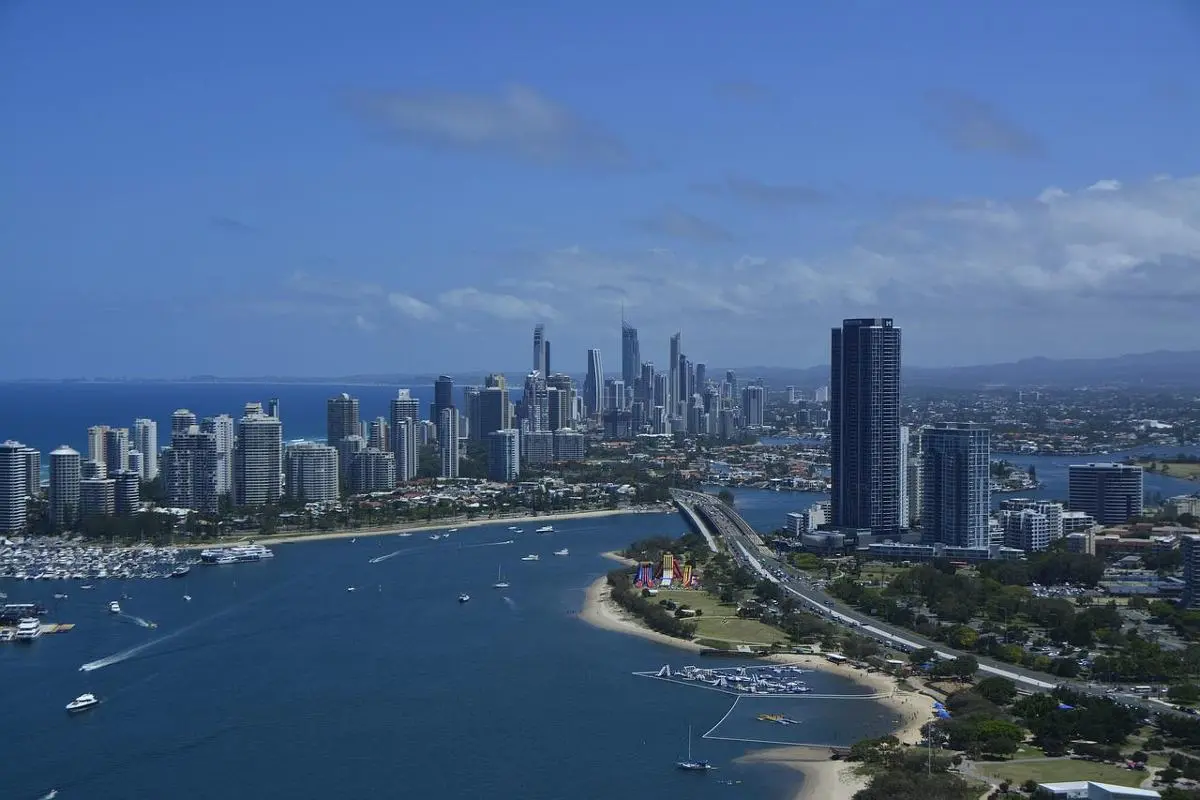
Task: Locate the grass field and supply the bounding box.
[655,589,789,647]
[975,758,1147,788]
[1136,459,1200,480]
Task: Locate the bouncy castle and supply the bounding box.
[633,552,699,589]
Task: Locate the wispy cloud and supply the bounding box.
[631,207,736,243]
[387,292,440,321]
[923,90,1043,158]
[345,84,631,168]
[693,176,829,208]
[437,287,558,321]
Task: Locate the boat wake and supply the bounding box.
[368,546,427,564]
[460,539,514,549]
[502,596,518,610]
[122,614,156,629]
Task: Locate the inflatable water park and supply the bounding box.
[634,552,699,589]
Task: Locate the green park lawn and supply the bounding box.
[975,758,1147,788]
[655,589,790,648]
[1136,459,1200,480]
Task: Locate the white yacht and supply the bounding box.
[16,618,41,641]
[66,693,99,713]
[447,528,458,533]
[521,554,540,562]
[553,548,569,556]
[535,525,554,533]
[108,601,121,614]
[458,593,470,603]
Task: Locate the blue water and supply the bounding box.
[2,514,900,800]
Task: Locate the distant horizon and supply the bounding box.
[2,346,1197,384]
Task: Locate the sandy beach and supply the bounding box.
[579,575,933,800]
[181,506,669,549]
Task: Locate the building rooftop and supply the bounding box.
[1038,780,1159,798]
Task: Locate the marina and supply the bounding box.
[0,537,191,581]
[198,544,274,565]
[634,664,891,699]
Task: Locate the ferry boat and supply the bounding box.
[66,693,99,714]
[535,525,554,533]
[109,601,121,614]
[15,617,42,641]
[170,565,191,578]
[1,602,46,624]
[521,554,539,562]
[200,544,274,564]
[553,548,568,557]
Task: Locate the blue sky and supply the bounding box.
[3,1,1200,378]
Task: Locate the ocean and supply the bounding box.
[2,514,900,800]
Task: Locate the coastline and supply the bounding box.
[579,574,932,800]
[181,506,669,549]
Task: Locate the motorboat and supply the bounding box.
[521,554,539,562]
[346,586,356,592]
[553,548,569,557]
[15,617,41,641]
[447,528,458,533]
[183,595,192,602]
[507,526,518,531]
[66,693,99,713]
[512,529,524,534]
[108,601,121,614]
[535,525,554,533]
[429,534,441,541]
[493,566,510,589]
[80,585,94,590]
[170,565,191,578]
[458,593,470,603]
[54,593,68,599]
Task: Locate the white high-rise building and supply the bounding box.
[86,425,109,465]
[234,403,283,506]
[49,445,81,529]
[352,448,396,493]
[163,426,220,514]
[128,450,145,480]
[390,390,420,482]
[133,418,159,480]
[0,440,28,532]
[285,442,340,502]
[898,425,911,527]
[439,408,459,479]
[171,409,197,437]
[201,414,235,495]
[20,446,40,499]
[103,427,130,476]
[80,478,116,517]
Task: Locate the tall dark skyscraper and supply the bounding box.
[544,339,551,376]
[621,318,640,388]
[583,349,603,418]
[830,318,902,536]
[532,324,547,376]
[430,375,455,428]
[668,333,681,416]
[326,393,360,446]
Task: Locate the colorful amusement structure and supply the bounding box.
[634,552,699,589]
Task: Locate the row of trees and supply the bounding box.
[605,569,697,639]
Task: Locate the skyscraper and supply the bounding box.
[368,417,390,451]
[621,318,641,388]
[200,414,235,496]
[532,324,547,376]
[920,423,990,548]
[741,385,765,427]
[583,349,604,418]
[326,393,361,447]
[133,418,158,480]
[0,441,28,532]
[477,385,511,439]
[103,427,130,476]
[439,408,460,479]
[830,317,902,536]
[390,389,420,482]
[171,409,197,437]
[668,333,681,417]
[285,442,340,502]
[234,403,283,507]
[430,376,454,429]
[522,372,549,432]
[163,426,220,513]
[487,429,520,482]
[49,445,81,529]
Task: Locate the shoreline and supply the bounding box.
[579,575,931,800]
[179,506,670,549]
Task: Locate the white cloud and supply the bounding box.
[387,292,440,321]
[437,287,559,321]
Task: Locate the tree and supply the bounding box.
[1170,684,1200,704]
[975,676,1017,706]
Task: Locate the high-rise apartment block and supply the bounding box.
[439,408,460,479]
[0,441,28,532]
[1068,463,1144,525]
[326,393,360,446]
[234,403,283,506]
[163,426,220,514]
[171,409,197,437]
[49,445,81,529]
[103,427,130,476]
[583,349,604,418]
[200,414,235,495]
[487,429,520,482]
[830,318,902,536]
[133,418,158,480]
[286,442,340,502]
[920,423,991,548]
[390,389,420,482]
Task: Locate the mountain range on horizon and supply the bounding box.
[12,349,1200,390]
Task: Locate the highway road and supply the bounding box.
[671,489,1190,721]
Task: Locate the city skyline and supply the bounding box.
[4,4,1200,378]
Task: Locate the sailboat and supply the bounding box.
[493,565,510,589]
[675,726,716,772]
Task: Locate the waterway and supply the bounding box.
[1,513,899,799]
